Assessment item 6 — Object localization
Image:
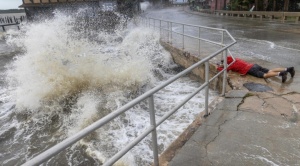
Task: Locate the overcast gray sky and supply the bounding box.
[0,0,23,9]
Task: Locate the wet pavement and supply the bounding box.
[151,6,300,166]
[243,82,273,92]
[145,6,300,93]
[144,6,300,69]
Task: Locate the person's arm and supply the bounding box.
[226,63,235,71]
[217,57,237,71]
[217,62,235,71]
[217,64,224,71]
[216,60,224,71]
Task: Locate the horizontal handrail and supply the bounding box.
[0,23,20,26]
[147,17,236,43]
[22,17,236,166]
[157,26,226,46]
[1,23,20,32]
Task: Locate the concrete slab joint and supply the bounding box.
[238,91,300,123]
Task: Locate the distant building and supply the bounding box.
[19,0,141,20]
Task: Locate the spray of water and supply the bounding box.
[141,1,152,11]
[6,11,165,111]
[1,9,213,166]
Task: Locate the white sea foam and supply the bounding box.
[141,1,152,11]
[6,12,160,111]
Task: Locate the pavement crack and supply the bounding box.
[204,112,239,165]
[237,92,253,109]
[255,94,267,109]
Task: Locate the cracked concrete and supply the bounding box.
[167,91,243,166]
[165,87,300,166]
[239,91,300,121]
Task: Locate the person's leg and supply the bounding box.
[263,71,287,83]
[259,66,270,73]
[248,64,290,83]
[269,67,295,78]
[248,64,266,78]
[287,67,295,78]
[263,71,283,78]
[268,68,286,72]
[250,65,286,82]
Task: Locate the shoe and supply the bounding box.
[279,71,288,83]
[287,67,295,78]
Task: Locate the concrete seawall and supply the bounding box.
[160,41,228,94]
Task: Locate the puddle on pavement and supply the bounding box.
[243,82,273,92]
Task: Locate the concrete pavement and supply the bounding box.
[183,6,300,34]
[159,69,300,165]
[168,89,300,165]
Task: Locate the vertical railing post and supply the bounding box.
[148,95,159,166]
[182,24,185,50]
[198,27,201,56]
[221,30,227,96]
[222,49,228,96]
[221,30,224,57]
[159,20,161,37]
[204,61,209,116]
[170,22,173,45]
[167,21,170,43]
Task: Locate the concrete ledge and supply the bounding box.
[160,41,227,93]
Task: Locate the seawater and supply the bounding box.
[0,11,216,166]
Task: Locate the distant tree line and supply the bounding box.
[0,9,25,14]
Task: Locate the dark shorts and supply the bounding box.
[247,64,269,78]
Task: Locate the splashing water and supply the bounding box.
[0,10,215,166]
[141,2,152,11]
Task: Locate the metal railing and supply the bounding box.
[215,10,300,23]
[22,18,236,166]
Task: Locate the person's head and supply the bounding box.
[217,56,233,66]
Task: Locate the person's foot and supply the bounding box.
[279,71,288,83]
[287,67,295,78]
